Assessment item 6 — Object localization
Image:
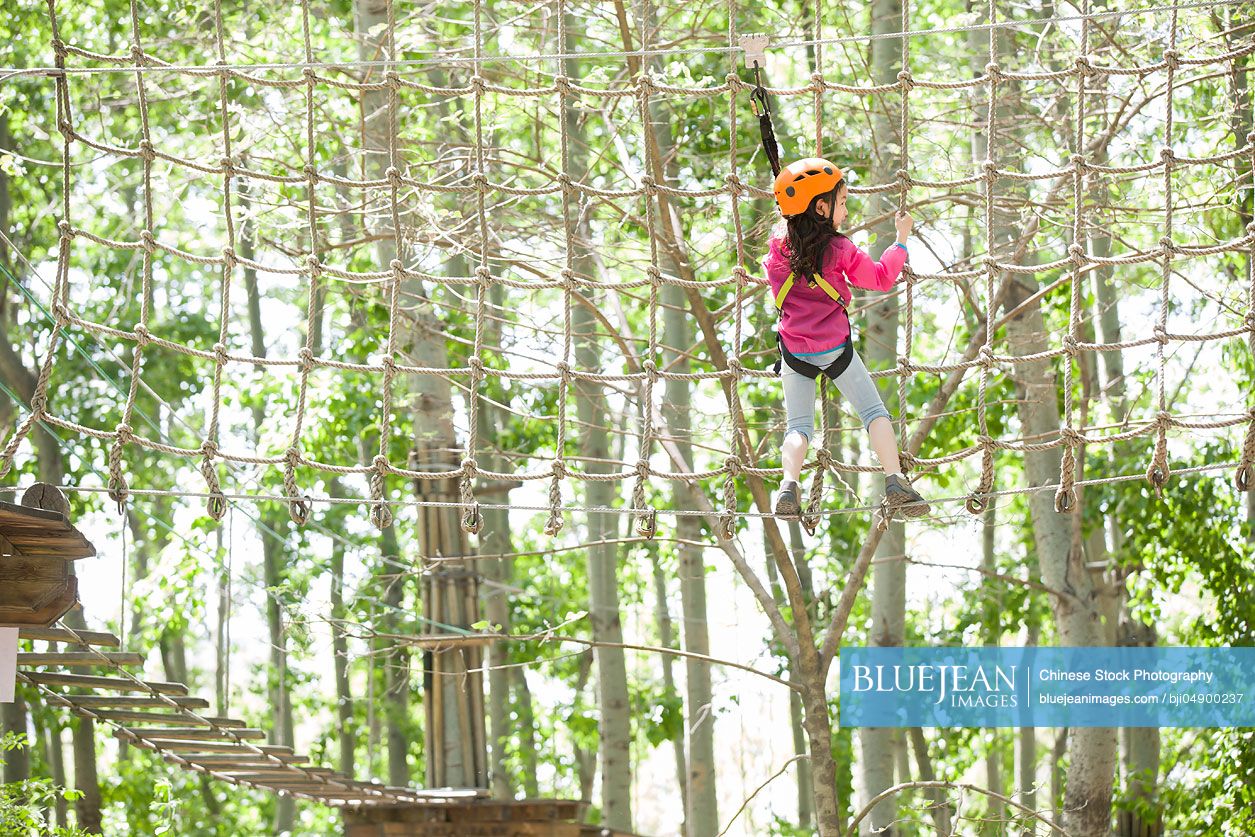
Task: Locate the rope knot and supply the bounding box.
[467,355,485,381]
[221,246,237,268]
[388,258,403,276]
[138,140,156,162]
[1070,153,1087,172]
[460,457,478,477]
[896,356,913,376]
[302,67,317,83]
[475,266,493,285]
[220,156,236,177]
[555,360,571,378]
[1235,411,1255,492]
[635,74,656,96]
[1073,54,1094,76]
[810,71,826,91]
[895,168,911,187]
[1062,334,1079,357]
[984,62,1002,81]
[114,423,134,444]
[1155,409,1172,429]
[978,345,997,369]
[471,170,489,190]
[1152,324,1168,344]
[815,446,834,470]
[732,265,750,285]
[1245,220,1255,238]
[384,70,400,90]
[641,358,658,378]
[724,173,744,195]
[200,438,220,459]
[640,175,658,196]
[470,74,487,93]
[1159,236,1177,256]
[557,172,574,193]
[553,74,572,94]
[132,324,152,347]
[896,69,915,91]
[51,38,67,60]
[129,44,146,64]
[306,254,323,277]
[50,300,70,327]
[212,342,229,365]
[139,230,157,253]
[727,357,744,377]
[1060,425,1084,446]
[724,71,740,89]
[1067,243,1086,265]
[1159,145,1175,164]
[372,454,391,474]
[899,451,918,474]
[1162,49,1180,70]
[297,346,315,371]
[384,166,402,187]
[981,159,998,182]
[724,455,742,476]
[558,268,578,289]
[57,220,74,239]
[303,164,319,184]
[645,265,662,283]
[551,458,567,479]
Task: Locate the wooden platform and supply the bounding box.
[0,488,95,627]
[343,800,594,837]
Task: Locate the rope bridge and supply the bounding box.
[1,0,1252,546]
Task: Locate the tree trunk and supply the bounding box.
[563,11,632,830]
[240,182,298,831]
[985,14,1116,832]
[2,694,29,781]
[662,208,716,837]
[1017,618,1040,836]
[860,0,906,831]
[329,539,355,778]
[513,667,541,798]
[650,552,689,826]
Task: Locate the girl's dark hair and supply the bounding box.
[784,180,846,280]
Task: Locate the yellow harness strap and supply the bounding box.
[774,272,847,310]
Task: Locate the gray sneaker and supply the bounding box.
[775,480,802,519]
[884,474,930,518]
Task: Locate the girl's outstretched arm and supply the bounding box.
[831,236,908,292]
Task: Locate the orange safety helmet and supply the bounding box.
[773,158,844,217]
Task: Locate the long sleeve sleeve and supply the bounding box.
[830,237,908,292]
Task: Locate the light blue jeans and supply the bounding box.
[781,345,892,440]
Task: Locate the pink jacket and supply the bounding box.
[763,234,908,355]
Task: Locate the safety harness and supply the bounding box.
[772,266,856,382]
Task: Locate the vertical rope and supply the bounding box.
[547,0,574,537]
[966,0,1000,515]
[0,0,72,479]
[459,0,489,536]
[202,0,235,523]
[1236,30,1255,493]
[894,0,916,467]
[812,0,823,154]
[630,0,660,540]
[284,0,321,526]
[1056,1,1090,513]
[1147,9,1179,495]
[105,0,161,517]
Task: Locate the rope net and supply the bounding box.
[2,0,1253,538]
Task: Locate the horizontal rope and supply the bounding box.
[0,0,1243,78]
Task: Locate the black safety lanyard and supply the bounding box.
[749,62,781,178]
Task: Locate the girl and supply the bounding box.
[763,157,930,519]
